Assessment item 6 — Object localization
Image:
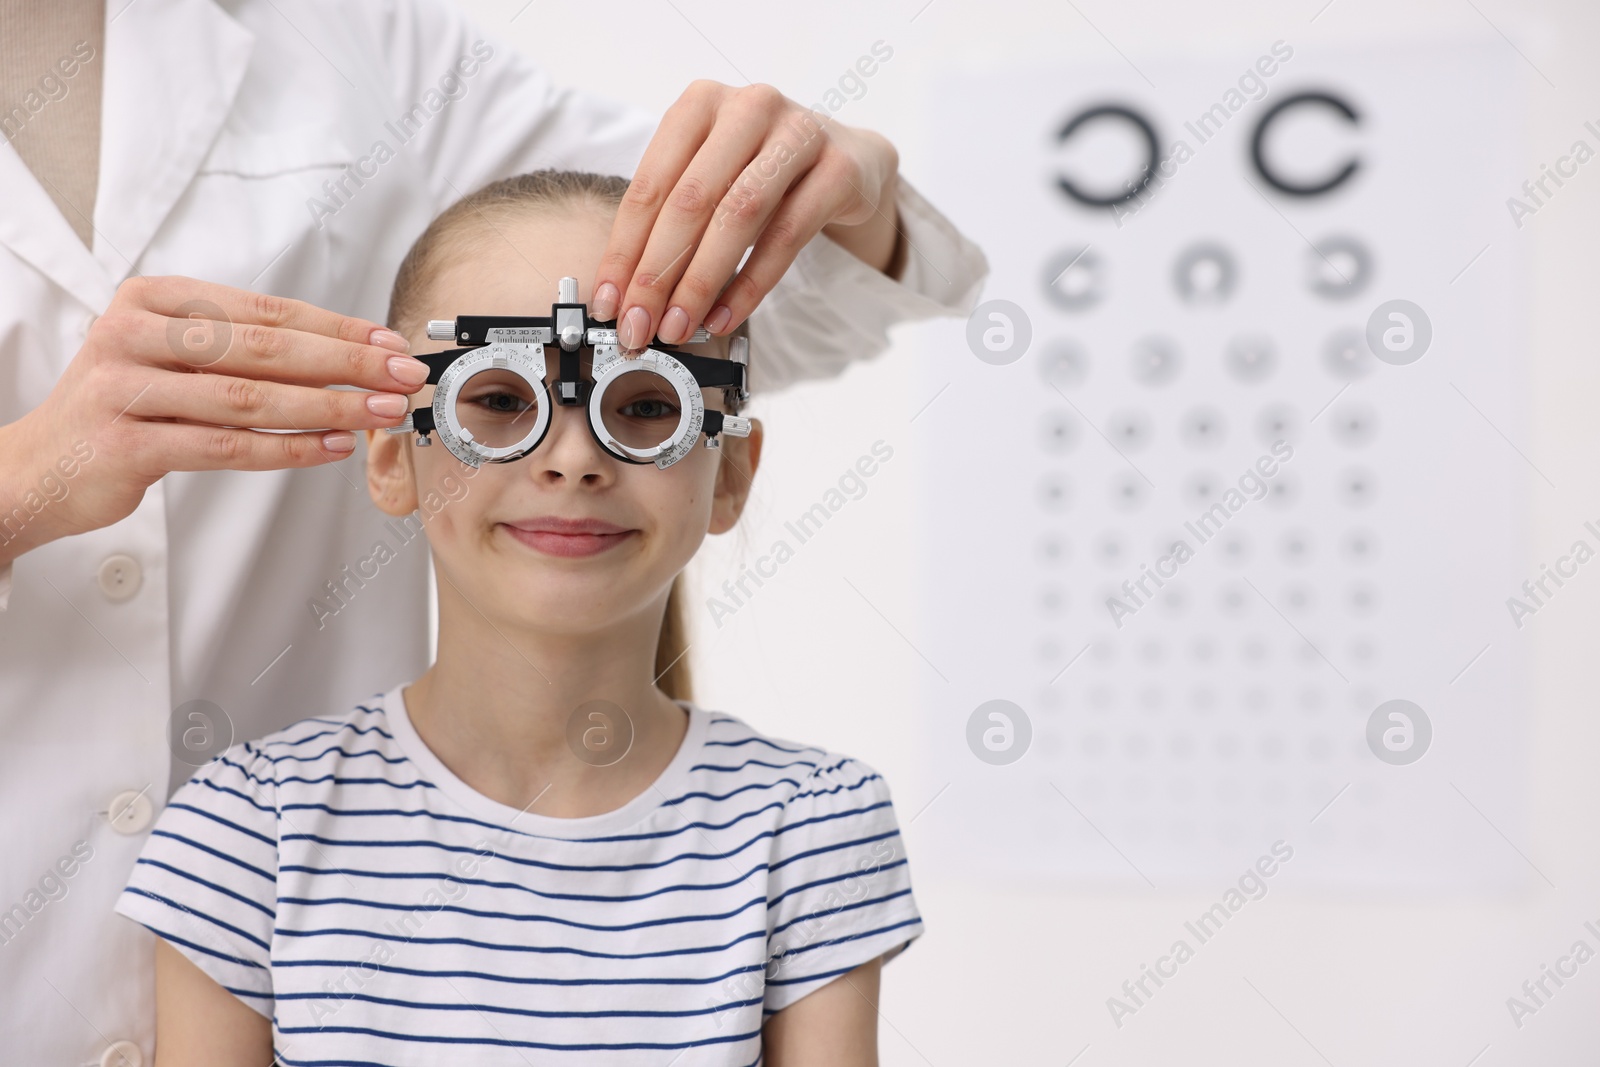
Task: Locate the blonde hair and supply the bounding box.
[387,169,751,702]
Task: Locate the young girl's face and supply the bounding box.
[366,204,762,639]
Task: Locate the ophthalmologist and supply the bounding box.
[0,1,988,1063]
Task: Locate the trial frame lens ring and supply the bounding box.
[587,350,703,467]
[435,343,551,466]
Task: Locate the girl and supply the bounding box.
[114,170,922,1066]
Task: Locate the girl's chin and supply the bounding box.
[452,566,659,629]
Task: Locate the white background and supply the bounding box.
[461,0,1600,1062]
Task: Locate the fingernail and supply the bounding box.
[370,328,410,353]
[388,356,429,386]
[592,282,619,321]
[705,305,733,334]
[619,305,651,350]
[366,393,408,417]
[659,306,689,345]
[322,431,356,452]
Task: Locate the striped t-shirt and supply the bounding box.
[114,682,922,1065]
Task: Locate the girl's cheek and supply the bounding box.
[409,463,478,541]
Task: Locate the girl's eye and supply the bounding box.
[619,398,678,420]
[469,392,529,415]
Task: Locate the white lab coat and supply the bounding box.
[0,1,987,1063]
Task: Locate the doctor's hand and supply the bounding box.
[588,80,905,353]
[0,276,428,564]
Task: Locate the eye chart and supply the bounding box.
[909,43,1531,891]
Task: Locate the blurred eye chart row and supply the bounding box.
[909,42,1530,891]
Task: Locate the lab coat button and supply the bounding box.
[100,1040,143,1067]
[108,790,154,835]
[97,555,142,601]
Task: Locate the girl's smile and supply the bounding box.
[499,514,639,557]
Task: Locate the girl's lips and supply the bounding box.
[500,518,637,558]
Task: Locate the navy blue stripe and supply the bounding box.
[660,777,813,809]
[277,857,766,904]
[213,754,269,787]
[273,988,762,1020]
[272,955,764,988]
[167,802,276,848]
[764,916,924,988]
[133,857,275,919]
[789,769,882,803]
[769,828,900,876]
[135,924,265,973]
[148,828,274,883]
[768,857,909,911]
[688,757,821,774]
[259,745,411,766]
[195,777,277,815]
[271,719,395,750]
[702,734,818,755]
[274,921,767,961]
[226,984,273,1001]
[278,831,779,873]
[776,799,893,840]
[771,887,915,939]
[277,890,765,935]
[274,1023,759,1054]
[121,891,271,955]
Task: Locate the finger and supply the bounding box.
[662,122,830,344]
[626,96,792,347]
[117,305,431,393]
[592,83,727,328]
[123,371,413,432]
[144,423,362,473]
[708,160,853,337]
[128,275,404,351]
[599,95,755,354]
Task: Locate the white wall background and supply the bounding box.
[456,0,1600,1062]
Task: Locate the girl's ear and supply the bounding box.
[366,423,421,517]
[708,417,763,535]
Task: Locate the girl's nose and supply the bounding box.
[531,399,613,486]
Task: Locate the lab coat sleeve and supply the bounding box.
[0,560,10,612]
[736,174,989,393]
[373,0,989,393]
